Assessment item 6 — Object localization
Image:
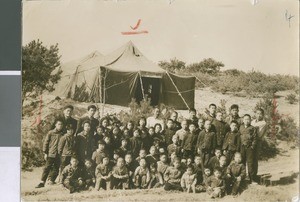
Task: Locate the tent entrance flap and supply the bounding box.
[135,76,161,106]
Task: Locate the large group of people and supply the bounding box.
[35,103,267,198]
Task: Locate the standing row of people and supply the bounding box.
[35,103,267,198]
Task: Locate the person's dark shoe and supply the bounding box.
[35,182,45,188]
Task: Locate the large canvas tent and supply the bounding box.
[56,41,195,110]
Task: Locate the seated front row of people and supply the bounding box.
[59,152,246,199]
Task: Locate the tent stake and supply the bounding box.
[166,71,190,110]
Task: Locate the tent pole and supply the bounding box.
[99,67,103,117]
[138,71,146,100]
[166,71,190,110]
[102,68,107,117]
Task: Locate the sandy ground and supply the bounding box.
[21,89,299,201]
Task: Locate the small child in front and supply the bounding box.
[226,152,246,196]
[164,157,183,191]
[206,167,225,198]
[60,157,84,194]
[95,156,112,191]
[133,158,150,189]
[181,165,197,193]
[148,163,164,189]
[112,157,129,189]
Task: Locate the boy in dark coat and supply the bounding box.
[212,112,230,149]
[196,120,215,167]
[36,119,64,188]
[74,120,95,166]
[222,120,241,165]
[239,114,257,183]
[181,123,198,159]
[129,128,143,159]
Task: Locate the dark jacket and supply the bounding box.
[226,161,246,179]
[239,125,257,148]
[225,115,242,127]
[43,129,63,158]
[58,134,74,156]
[95,163,112,178]
[60,164,83,184]
[164,128,176,146]
[74,131,95,161]
[222,131,240,152]
[129,137,143,158]
[181,132,198,151]
[196,130,215,153]
[212,119,230,148]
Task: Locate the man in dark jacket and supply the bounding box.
[52,105,77,135]
[36,119,64,188]
[76,105,99,135]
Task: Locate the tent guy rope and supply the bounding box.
[166,71,190,110]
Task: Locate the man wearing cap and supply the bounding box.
[52,105,77,135]
[76,105,99,135]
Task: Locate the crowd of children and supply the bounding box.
[35,103,267,198]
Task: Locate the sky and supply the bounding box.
[23,0,299,75]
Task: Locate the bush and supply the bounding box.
[285,93,298,104]
[253,95,299,159]
[257,137,279,160]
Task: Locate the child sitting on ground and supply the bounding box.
[95,156,112,191]
[193,156,205,193]
[134,149,147,169]
[208,148,222,171]
[226,152,246,197]
[83,159,95,190]
[148,163,164,189]
[181,165,197,193]
[133,158,150,189]
[201,167,212,192]
[157,153,169,175]
[164,157,183,191]
[112,157,129,189]
[206,167,225,199]
[124,153,135,189]
[60,157,84,194]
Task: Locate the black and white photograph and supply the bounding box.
[21,0,299,201]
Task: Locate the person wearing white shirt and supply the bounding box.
[146,107,165,131]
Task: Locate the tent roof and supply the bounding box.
[102,41,165,76]
[54,50,104,77]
